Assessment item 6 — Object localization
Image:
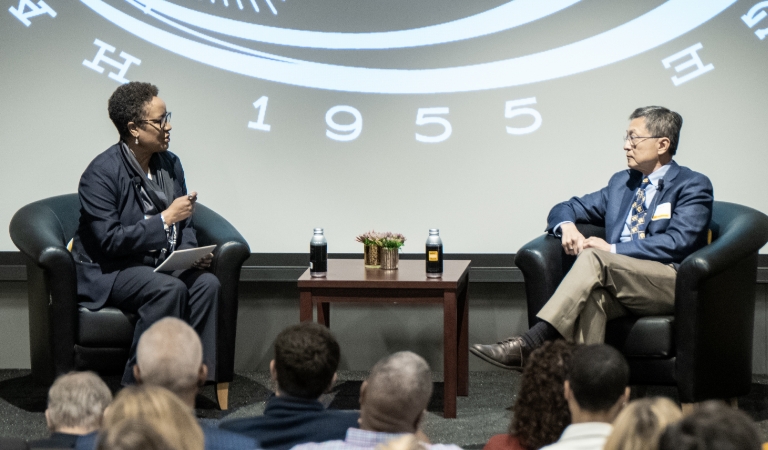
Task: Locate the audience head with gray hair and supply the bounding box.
[45,371,112,435]
[133,317,207,408]
[359,351,433,434]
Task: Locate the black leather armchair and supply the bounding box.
[9,193,250,409]
[515,201,768,404]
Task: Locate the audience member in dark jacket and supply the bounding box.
[221,323,359,450]
[29,372,111,449]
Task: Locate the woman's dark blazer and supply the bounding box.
[71,143,198,310]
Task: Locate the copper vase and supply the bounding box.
[380,248,399,270]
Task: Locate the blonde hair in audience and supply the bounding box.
[102,385,204,450]
[97,418,175,450]
[603,397,682,450]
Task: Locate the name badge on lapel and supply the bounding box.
[652,202,672,221]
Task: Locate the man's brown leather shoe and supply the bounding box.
[469,336,531,371]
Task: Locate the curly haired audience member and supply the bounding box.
[658,400,761,450]
[484,340,575,450]
[98,385,204,450]
[540,344,630,450]
[29,372,112,449]
[603,397,681,450]
[221,323,358,450]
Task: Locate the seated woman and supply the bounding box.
[71,81,218,385]
[603,397,681,450]
[484,340,575,450]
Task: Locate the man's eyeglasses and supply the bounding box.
[140,112,172,130]
[623,133,662,148]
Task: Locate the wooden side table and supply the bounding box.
[298,259,471,418]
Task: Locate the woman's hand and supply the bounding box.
[161,191,197,225]
[192,252,213,270]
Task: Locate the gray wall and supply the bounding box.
[1,280,767,374]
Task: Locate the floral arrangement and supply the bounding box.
[355,231,406,249]
[380,232,407,249]
[355,230,384,246]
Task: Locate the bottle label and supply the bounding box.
[428,251,439,262]
[310,244,328,273]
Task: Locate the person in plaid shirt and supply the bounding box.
[291,351,462,450]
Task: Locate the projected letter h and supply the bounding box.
[82,39,141,84]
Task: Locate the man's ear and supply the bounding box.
[198,363,208,386]
[563,380,572,401]
[45,409,54,431]
[656,137,671,156]
[412,409,426,433]
[359,380,368,407]
[269,360,277,381]
[326,372,338,392]
[133,365,142,384]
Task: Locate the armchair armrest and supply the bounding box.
[515,224,606,327]
[9,196,80,382]
[674,201,768,402]
[192,203,250,381]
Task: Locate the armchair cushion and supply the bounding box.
[605,316,674,358]
[77,306,136,347]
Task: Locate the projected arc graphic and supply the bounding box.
[130,0,582,49]
[81,0,736,94]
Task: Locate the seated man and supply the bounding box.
[658,400,761,450]
[541,344,630,450]
[78,317,256,450]
[292,351,461,450]
[29,372,112,449]
[471,106,713,370]
[221,323,358,450]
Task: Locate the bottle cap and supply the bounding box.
[429,229,439,235]
[314,228,324,234]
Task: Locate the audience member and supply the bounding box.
[292,351,460,450]
[603,397,681,450]
[658,400,761,450]
[540,344,630,450]
[29,372,111,449]
[221,323,358,450]
[95,419,174,450]
[133,318,258,450]
[484,340,575,450]
[98,385,203,450]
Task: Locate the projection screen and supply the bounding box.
[1,0,767,254]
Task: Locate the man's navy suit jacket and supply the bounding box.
[72,143,197,310]
[546,160,714,265]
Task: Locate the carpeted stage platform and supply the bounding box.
[3,370,768,448]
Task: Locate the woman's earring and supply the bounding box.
[135,137,139,145]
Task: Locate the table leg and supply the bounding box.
[300,290,313,322]
[457,285,469,397]
[443,291,457,418]
[317,302,330,327]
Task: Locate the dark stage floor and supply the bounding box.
[2,370,768,448]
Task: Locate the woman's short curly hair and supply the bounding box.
[511,340,575,450]
[108,81,159,140]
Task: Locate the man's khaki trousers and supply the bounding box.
[536,248,677,344]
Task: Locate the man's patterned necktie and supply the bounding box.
[630,177,651,240]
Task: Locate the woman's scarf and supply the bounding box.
[119,142,179,262]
